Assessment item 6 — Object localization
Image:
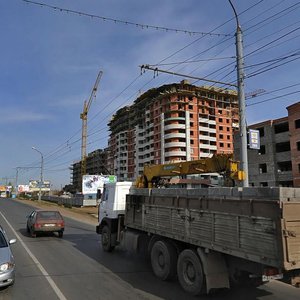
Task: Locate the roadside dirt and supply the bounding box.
[13,198,98,226]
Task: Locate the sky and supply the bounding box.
[1,0,300,189]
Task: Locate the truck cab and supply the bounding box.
[96,182,132,251]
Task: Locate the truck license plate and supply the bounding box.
[262,274,283,282]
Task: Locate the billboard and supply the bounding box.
[29,180,51,192]
[82,175,117,194]
[18,185,30,193]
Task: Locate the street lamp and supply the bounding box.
[228,0,249,187]
[32,146,44,202]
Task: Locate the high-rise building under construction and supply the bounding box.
[107,80,239,181]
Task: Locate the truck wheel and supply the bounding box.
[177,249,205,295]
[101,225,115,252]
[150,240,177,281]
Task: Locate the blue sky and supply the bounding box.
[1,0,300,189]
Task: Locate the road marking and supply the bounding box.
[0,212,67,300]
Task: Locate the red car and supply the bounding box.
[26,210,65,238]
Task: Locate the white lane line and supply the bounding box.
[0,211,67,300]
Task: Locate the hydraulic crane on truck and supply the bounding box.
[80,70,103,179]
[135,153,245,188]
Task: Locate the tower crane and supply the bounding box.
[80,70,103,179]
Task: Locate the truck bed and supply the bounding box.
[125,187,300,271]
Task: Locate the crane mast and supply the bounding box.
[80,70,103,180]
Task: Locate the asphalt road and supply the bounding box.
[0,198,299,300]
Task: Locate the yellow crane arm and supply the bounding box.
[135,154,245,188]
[80,70,103,178]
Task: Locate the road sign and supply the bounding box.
[248,129,260,150]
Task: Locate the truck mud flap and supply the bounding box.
[197,248,230,293]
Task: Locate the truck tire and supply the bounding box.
[177,249,205,295]
[150,240,177,281]
[101,225,115,252]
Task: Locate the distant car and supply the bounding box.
[26,210,65,238]
[0,226,16,287]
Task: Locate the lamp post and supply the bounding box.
[228,0,249,187]
[32,146,44,202]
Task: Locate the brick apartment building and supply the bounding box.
[234,102,300,187]
[107,80,239,181]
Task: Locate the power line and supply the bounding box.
[247,90,300,107]
[21,0,230,37]
[247,55,300,78]
[147,56,235,67]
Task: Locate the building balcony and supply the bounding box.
[199,126,216,133]
[199,117,216,125]
[165,142,186,148]
[164,124,186,131]
[164,132,186,139]
[200,144,217,150]
[165,151,186,157]
[164,116,186,122]
[199,135,217,142]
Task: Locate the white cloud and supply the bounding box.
[0,108,52,123]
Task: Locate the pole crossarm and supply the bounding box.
[140,65,237,88]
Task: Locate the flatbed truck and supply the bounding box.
[96,183,300,295]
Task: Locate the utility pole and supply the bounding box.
[32,147,44,202]
[15,166,40,196]
[229,0,249,187]
[15,168,19,195]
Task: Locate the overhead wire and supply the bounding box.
[20,0,229,36]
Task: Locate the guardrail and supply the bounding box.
[41,195,86,207]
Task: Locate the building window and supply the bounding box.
[190,131,194,136]
[259,163,267,173]
[191,140,194,145]
[259,145,266,155]
[277,161,292,172]
[276,142,290,152]
[227,135,230,140]
[295,119,300,129]
[274,122,289,133]
[260,182,268,187]
[220,142,224,147]
[189,105,193,109]
[219,126,223,130]
[279,181,293,187]
[219,118,223,123]
[219,134,224,139]
[227,143,231,147]
[298,164,300,173]
[258,127,265,137]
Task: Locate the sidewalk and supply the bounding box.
[13,198,98,226]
